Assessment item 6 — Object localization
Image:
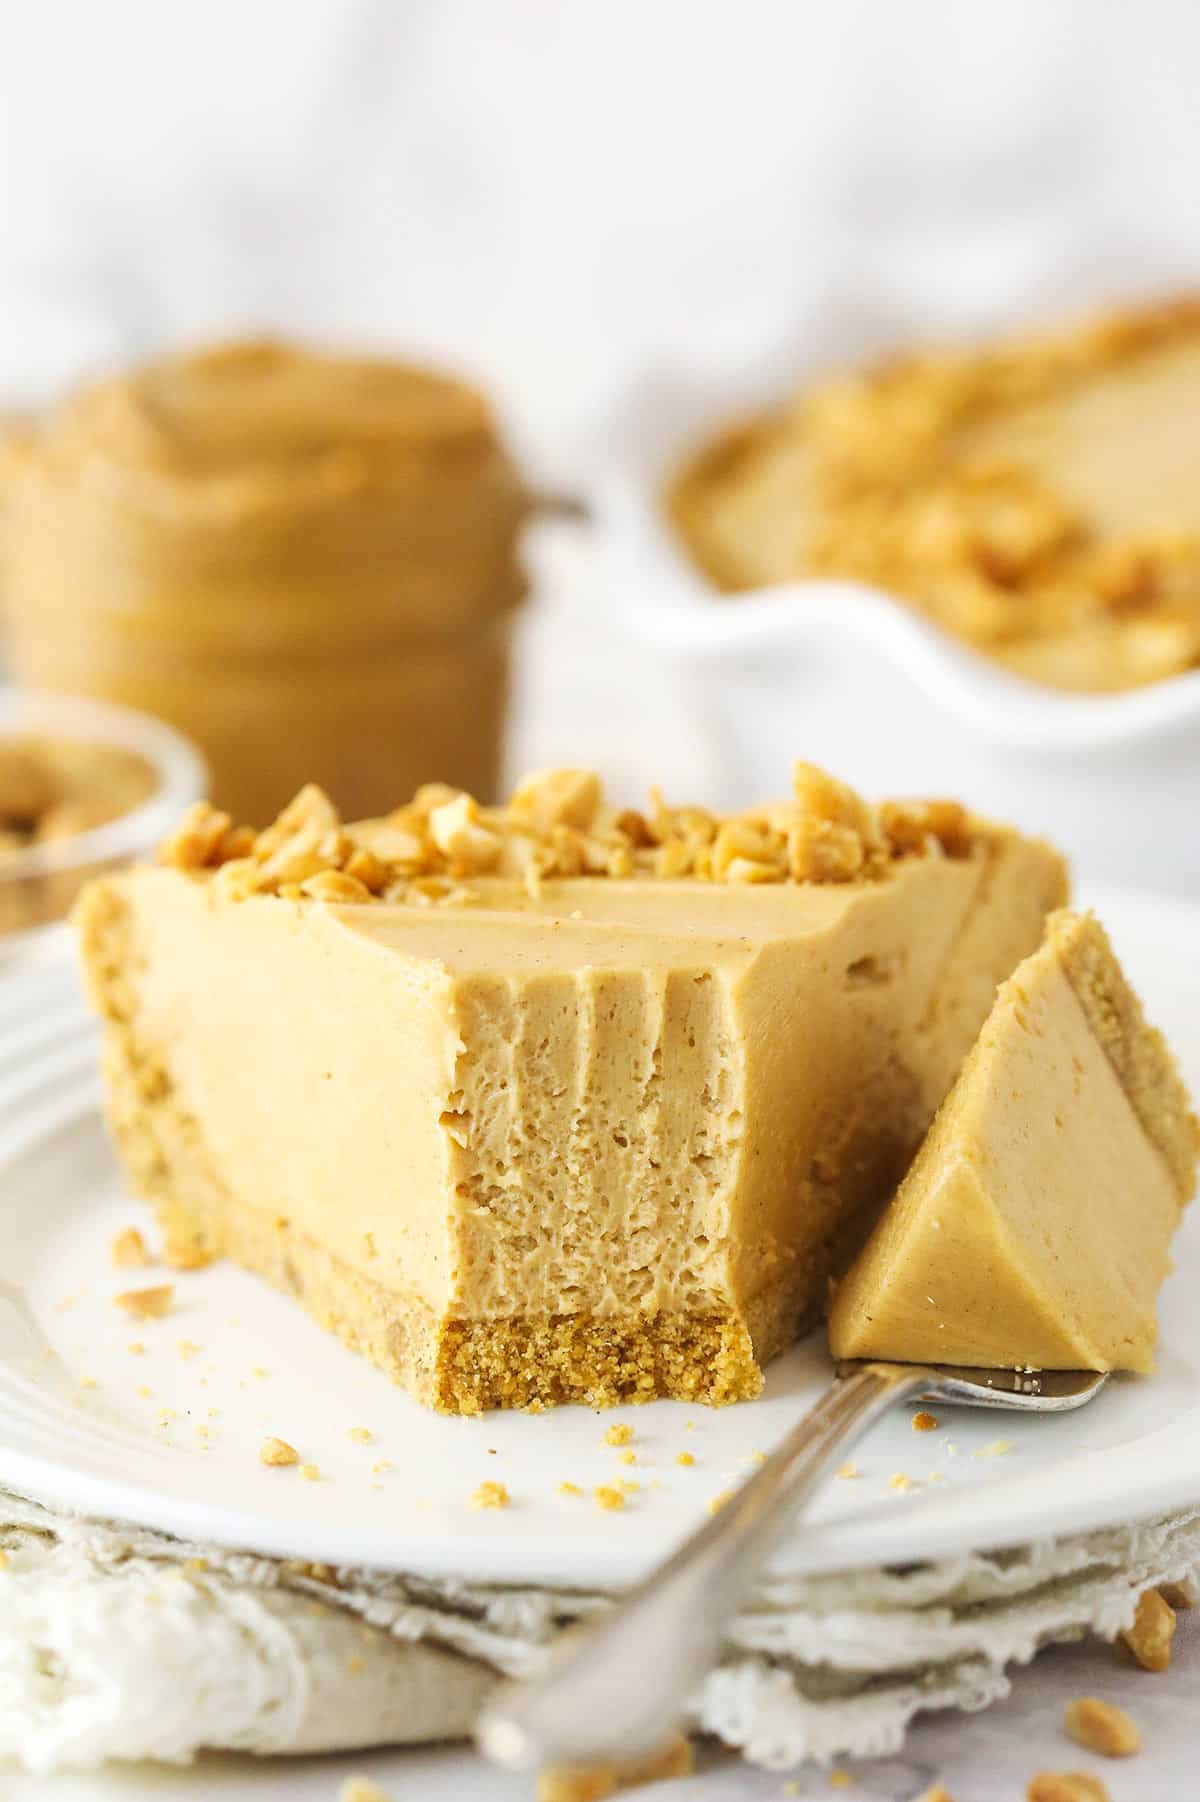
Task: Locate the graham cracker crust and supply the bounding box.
[1051,909,1200,1200]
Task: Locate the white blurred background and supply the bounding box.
[3,0,1199,798]
[3,0,1199,471]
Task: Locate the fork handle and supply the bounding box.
[477,1361,928,1773]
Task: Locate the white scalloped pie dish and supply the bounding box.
[594,373,1200,897]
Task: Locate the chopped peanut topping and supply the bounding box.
[911,1410,940,1433]
[1119,1586,1176,1671]
[156,762,981,910]
[259,1437,299,1468]
[113,1284,173,1320]
[1063,1696,1140,1758]
[603,1423,634,1447]
[593,1485,625,1512]
[110,1227,151,1270]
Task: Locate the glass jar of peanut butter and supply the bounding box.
[1,340,528,823]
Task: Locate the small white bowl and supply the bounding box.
[0,689,207,965]
[596,374,1200,897]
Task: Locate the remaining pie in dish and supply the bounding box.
[669,297,1200,693]
[76,764,1066,1412]
[830,911,1199,1372]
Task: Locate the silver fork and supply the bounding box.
[477,1359,1108,1774]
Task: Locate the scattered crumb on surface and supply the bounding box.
[259,1437,299,1468]
[618,1479,639,1495]
[346,1654,365,1676]
[535,1731,692,1802]
[594,1484,625,1512]
[135,1385,152,1399]
[347,1426,373,1444]
[1027,1775,1110,1801]
[912,1411,939,1433]
[1063,1696,1140,1758]
[557,1481,582,1497]
[371,1459,393,1475]
[618,1449,636,1466]
[110,1227,151,1270]
[707,1490,733,1515]
[829,1771,853,1789]
[252,1366,268,1380]
[300,1464,321,1482]
[914,1786,956,1802]
[836,1462,859,1480]
[176,1339,201,1361]
[127,1341,146,1355]
[79,1376,97,1390]
[339,1778,393,1802]
[470,1481,510,1510]
[114,1285,174,1320]
[888,1472,916,1492]
[1119,1586,1176,1671]
[676,1451,695,1468]
[603,1423,633,1447]
[976,1439,1014,1458]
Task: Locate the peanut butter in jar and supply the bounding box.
[1,340,528,822]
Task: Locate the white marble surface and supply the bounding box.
[5,1614,1196,1799]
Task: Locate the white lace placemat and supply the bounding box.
[2,1487,1196,1776]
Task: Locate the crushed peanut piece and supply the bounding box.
[912,1410,939,1433]
[603,1423,633,1447]
[829,1772,852,1789]
[259,1437,299,1468]
[594,1485,625,1512]
[176,1339,201,1361]
[113,1284,173,1320]
[888,1472,916,1492]
[535,1731,692,1802]
[1119,1586,1176,1671]
[127,1341,145,1355]
[1063,1696,1140,1758]
[300,1464,320,1482]
[470,1481,510,1510]
[557,1481,582,1497]
[707,1490,733,1515]
[975,1439,1014,1457]
[836,1462,860,1479]
[1027,1776,1110,1802]
[618,1450,636,1466]
[914,1788,956,1802]
[110,1226,151,1269]
[339,1779,394,1802]
[347,1426,373,1444]
[676,1451,696,1468]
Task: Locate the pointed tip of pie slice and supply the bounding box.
[829,909,1194,1375]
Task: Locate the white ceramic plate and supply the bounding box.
[1,889,1198,1593]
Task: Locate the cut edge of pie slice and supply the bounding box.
[829,910,1200,1374]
